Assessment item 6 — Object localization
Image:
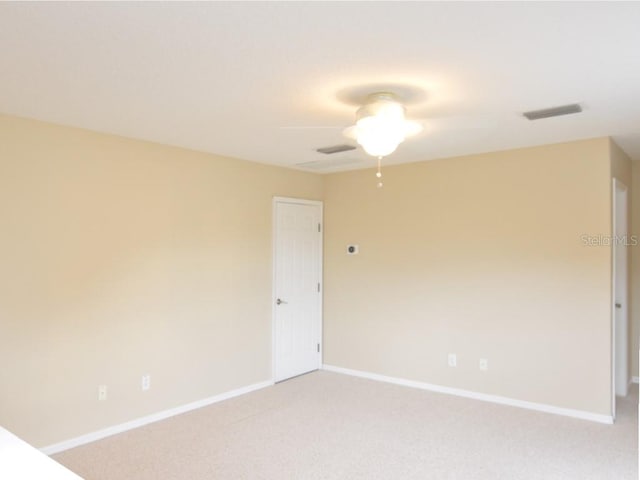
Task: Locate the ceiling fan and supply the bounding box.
[342,92,423,187]
[280,84,505,183]
[282,90,425,187]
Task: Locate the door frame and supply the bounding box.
[611,178,629,419]
[271,196,323,382]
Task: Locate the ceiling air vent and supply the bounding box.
[316,144,356,154]
[523,104,582,120]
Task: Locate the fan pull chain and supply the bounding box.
[376,156,383,188]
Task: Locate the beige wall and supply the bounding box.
[323,138,613,416]
[611,140,632,186]
[0,113,625,446]
[0,114,323,447]
[632,161,640,378]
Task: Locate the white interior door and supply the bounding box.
[612,179,629,408]
[273,197,322,382]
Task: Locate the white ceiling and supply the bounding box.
[1,2,640,172]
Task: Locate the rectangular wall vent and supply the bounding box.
[523,104,582,120]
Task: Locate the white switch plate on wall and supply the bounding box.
[448,353,457,367]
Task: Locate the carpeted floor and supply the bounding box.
[54,371,638,479]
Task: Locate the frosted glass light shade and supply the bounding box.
[343,93,422,158]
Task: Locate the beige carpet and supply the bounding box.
[54,371,638,479]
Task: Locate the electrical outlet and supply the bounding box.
[448,353,457,367]
[98,385,107,401]
[479,359,488,371]
[141,374,151,391]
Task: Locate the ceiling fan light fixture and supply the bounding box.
[343,92,423,158]
[353,118,405,157]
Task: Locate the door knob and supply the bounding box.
[276,298,288,305]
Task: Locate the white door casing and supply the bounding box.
[612,178,629,415]
[272,197,323,382]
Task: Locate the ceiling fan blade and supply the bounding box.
[417,114,502,131]
[279,126,344,130]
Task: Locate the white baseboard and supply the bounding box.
[41,379,274,456]
[322,364,613,425]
